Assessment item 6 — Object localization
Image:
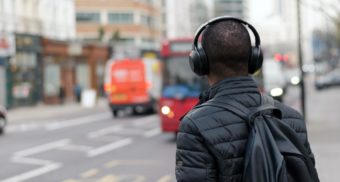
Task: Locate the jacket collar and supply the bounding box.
[198,76,259,104]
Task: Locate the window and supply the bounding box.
[76,12,100,23]
[44,63,61,97]
[162,57,207,98]
[108,13,134,24]
[141,15,154,27]
[76,64,90,89]
[141,15,148,26]
[119,38,135,44]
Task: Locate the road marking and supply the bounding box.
[14,139,70,157]
[95,175,120,182]
[7,112,111,133]
[1,163,61,182]
[105,160,158,167]
[59,144,93,152]
[111,128,145,135]
[62,179,80,182]
[157,175,172,182]
[132,115,158,127]
[80,168,99,179]
[11,157,52,166]
[87,125,123,139]
[104,161,121,168]
[144,128,161,138]
[133,175,146,182]
[87,138,133,157]
[45,113,111,131]
[2,139,70,182]
[6,123,41,133]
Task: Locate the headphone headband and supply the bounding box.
[193,16,261,50]
[189,16,263,76]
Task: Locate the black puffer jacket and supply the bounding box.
[175,76,315,182]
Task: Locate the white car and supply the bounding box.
[0,106,7,135]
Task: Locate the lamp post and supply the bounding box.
[296,0,306,120]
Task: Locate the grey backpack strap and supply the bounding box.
[254,94,282,120]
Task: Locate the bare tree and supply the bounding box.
[302,0,340,45]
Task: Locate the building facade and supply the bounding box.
[38,0,76,40]
[213,0,248,19]
[75,0,162,50]
[41,39,109,104]
[190,0,210,32]
[0,0,75,40]
[247,0,298,65]
[0,0,111,108]
[163,0,210,39]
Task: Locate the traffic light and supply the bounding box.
[274,53,289,63]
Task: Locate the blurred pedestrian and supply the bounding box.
[74,83,82,103]
[59,86,65,104]
[175,17,318,182]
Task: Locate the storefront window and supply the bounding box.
[76,63,90,89]
[44,63,61,97]
[11,52,37,101]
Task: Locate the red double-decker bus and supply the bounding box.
[159,38,208,133]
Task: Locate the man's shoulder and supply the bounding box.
[186,102,227,121]
[274,100,307,132]
[274,100,303,120]
[179,103,231,133]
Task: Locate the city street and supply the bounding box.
[0,103,176,182]
[0,75,339,182]
[0,0,338,182]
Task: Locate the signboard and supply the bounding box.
[0,33,15,57]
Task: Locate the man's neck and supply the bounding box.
[208,73,248,86]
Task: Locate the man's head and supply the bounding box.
[201,20,251,83]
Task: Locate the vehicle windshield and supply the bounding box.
[162,57,207,98]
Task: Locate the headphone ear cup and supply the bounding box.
[189,47,209,76]
[198,48,209,75]
[189,49,201,75]
[248,47,263,74]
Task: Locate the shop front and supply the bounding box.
[42,40,109,104]
[82,43,109,97]
[0,33,15,108]
[7,34,42,108]
[42,38,75,104]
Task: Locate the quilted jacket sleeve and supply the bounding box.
[175,116,217,182]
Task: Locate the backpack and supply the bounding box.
[200,94,319,182]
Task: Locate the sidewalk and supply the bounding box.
[7,98,109,123]
[305,75,340,182]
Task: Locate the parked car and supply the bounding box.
[315,68,340,90]
[0,106,7,134]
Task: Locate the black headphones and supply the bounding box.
[189,16,263,76]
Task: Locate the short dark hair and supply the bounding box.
[202,20,251,76]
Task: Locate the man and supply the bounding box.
[175,18,317,181]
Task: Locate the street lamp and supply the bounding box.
[296,0,306,120]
